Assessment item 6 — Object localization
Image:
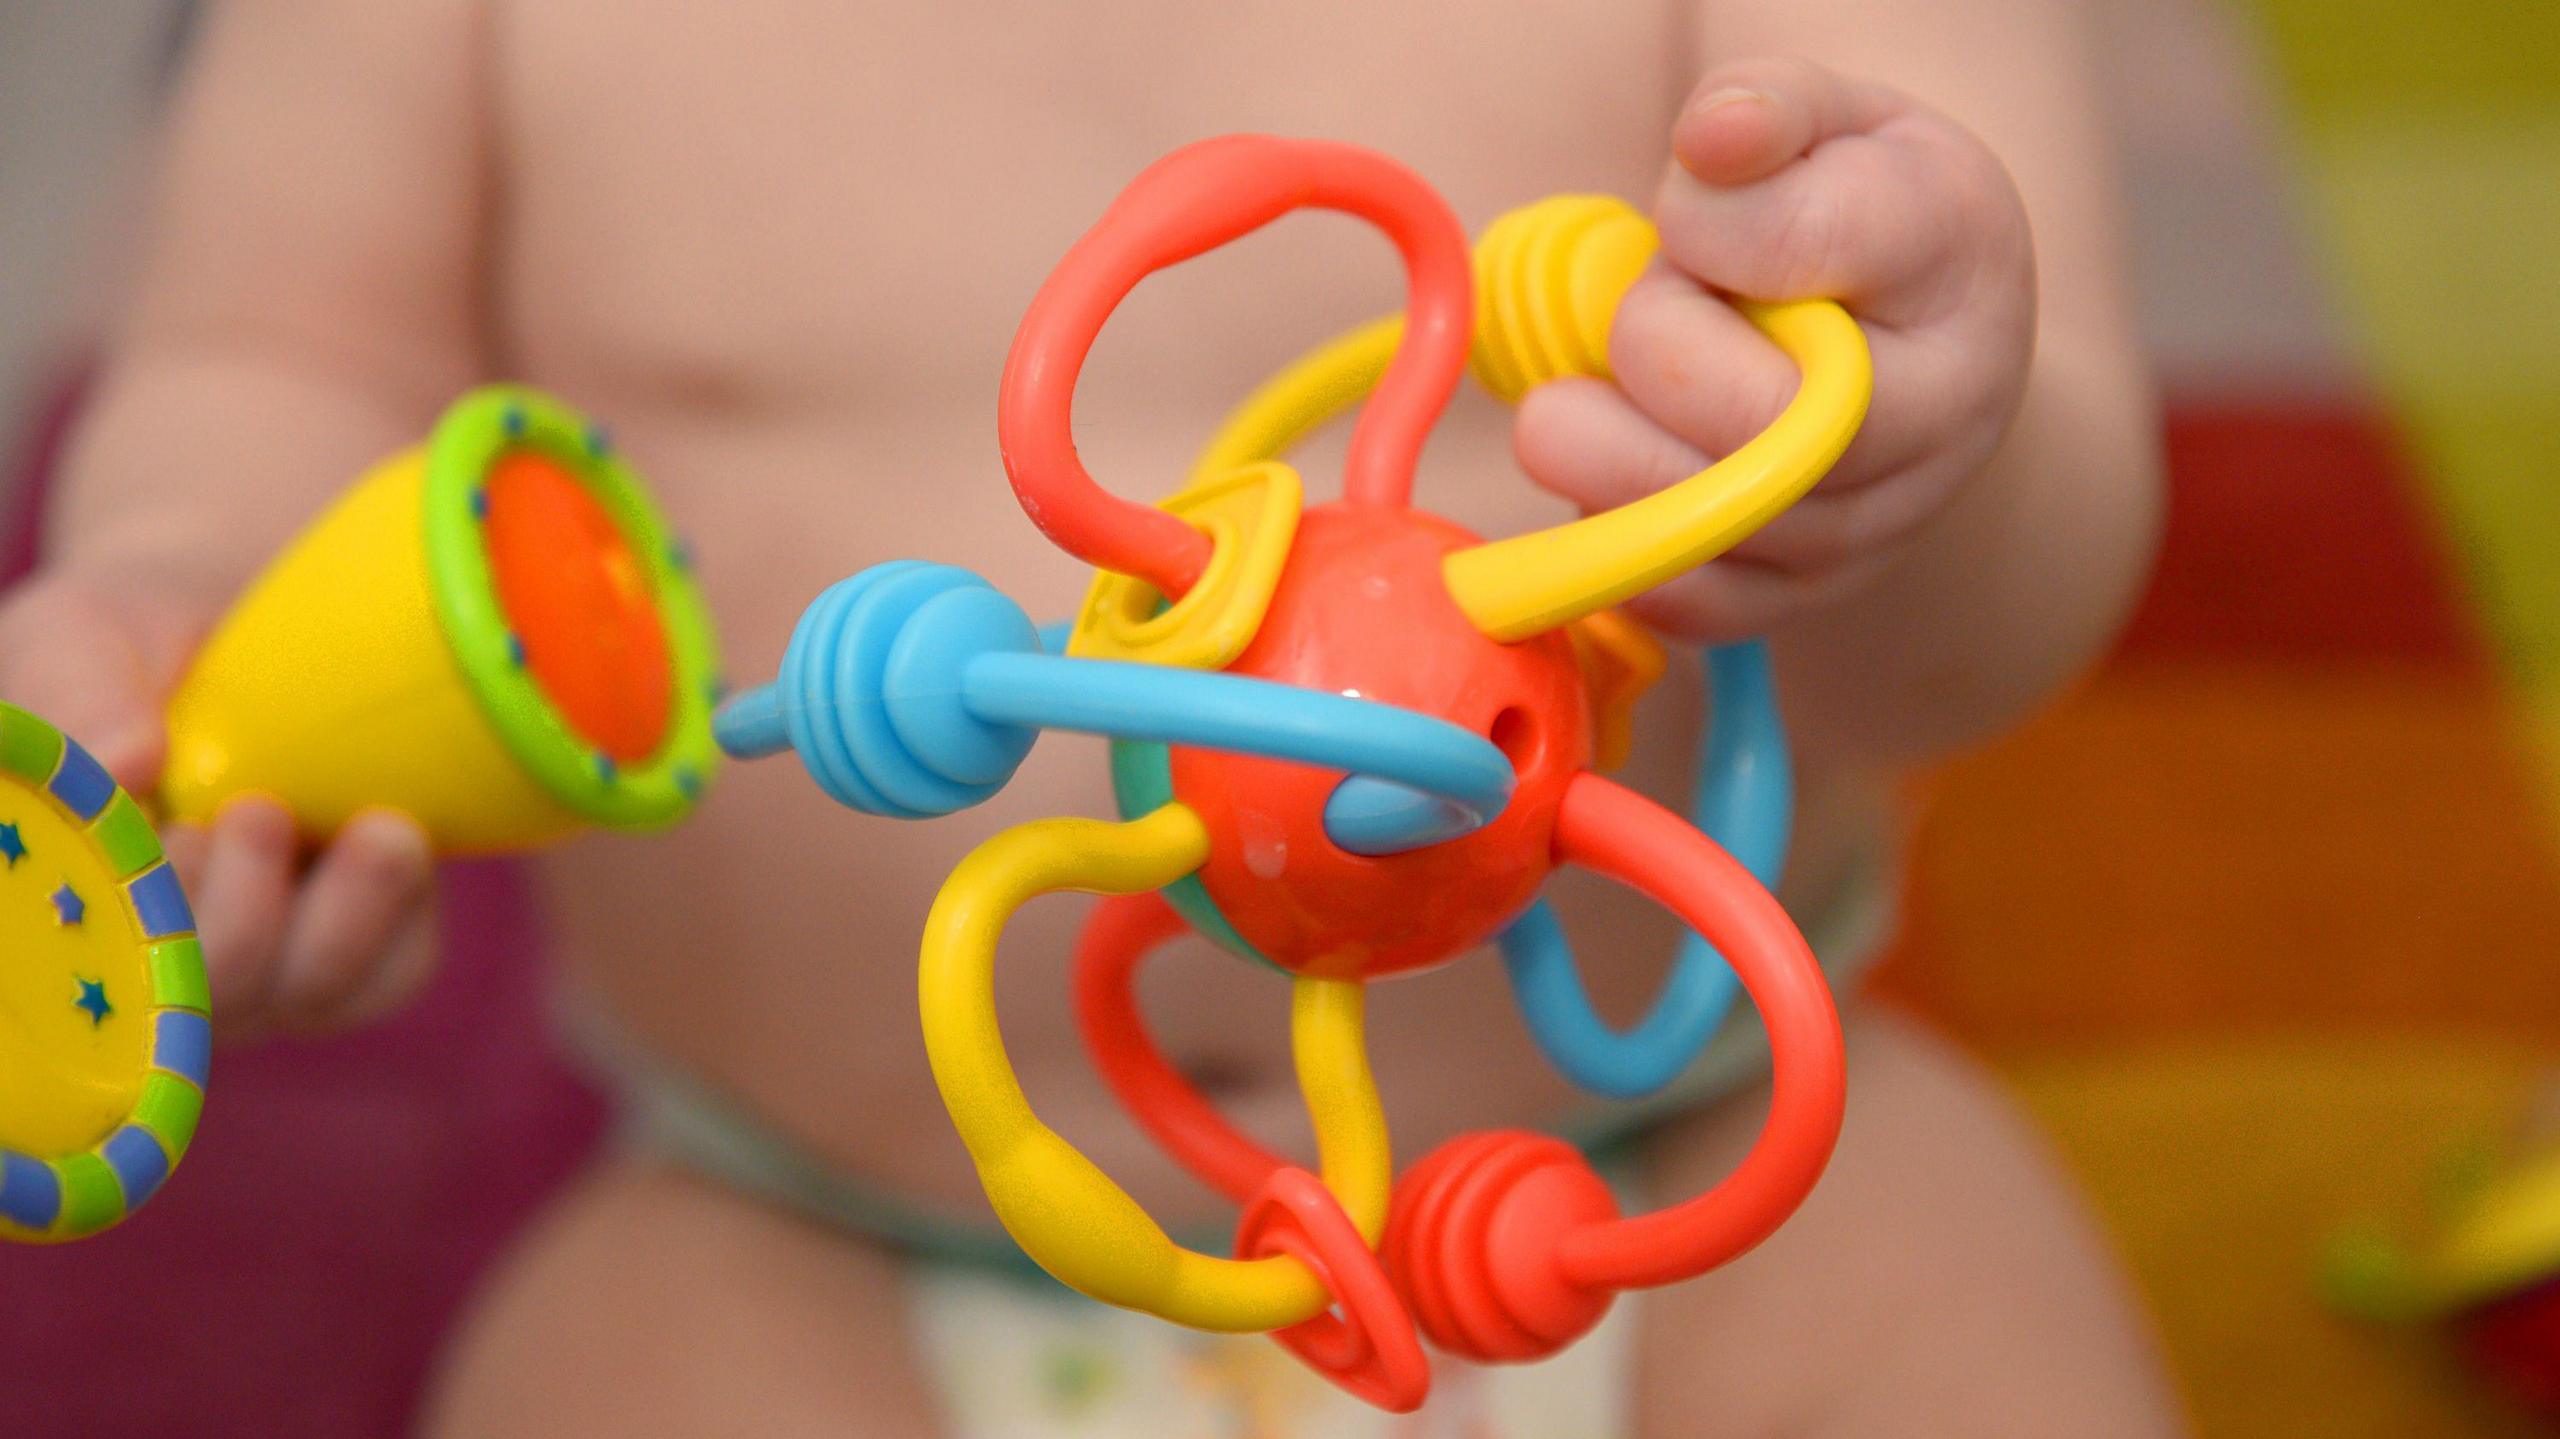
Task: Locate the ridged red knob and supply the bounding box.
[1382,1130,1620,1362]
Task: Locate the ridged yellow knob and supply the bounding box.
[1467,196,1659,404]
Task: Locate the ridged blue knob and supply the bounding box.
[715,562,1041,819]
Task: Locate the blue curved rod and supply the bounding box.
[1496,641,1792,1099]
[965,653,1514,837]
[714,562,1513,851]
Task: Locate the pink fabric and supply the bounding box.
[1,378,608,1436]
[0,865,607,1437]
[0,368,77,585]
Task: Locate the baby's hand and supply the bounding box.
[1516,57,2036,642]
[0,566,435,1038]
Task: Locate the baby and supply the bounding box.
[0,0,2181,1434]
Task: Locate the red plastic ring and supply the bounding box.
[997,134,1475,596]
[1236,1166,1432,1413]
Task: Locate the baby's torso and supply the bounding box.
[492,0,1877,1219]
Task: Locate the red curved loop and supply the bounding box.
[998,134,1475,596]
[1548,772,1846,1290]
[1238,1167,1432,1413]
[1073,892,1290,1203]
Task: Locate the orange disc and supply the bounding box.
[482,451,675,763]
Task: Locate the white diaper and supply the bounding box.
[910,1262,1638,1439]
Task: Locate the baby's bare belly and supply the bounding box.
[534,393,1872,1225]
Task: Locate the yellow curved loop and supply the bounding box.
[1190,195,1653,484]
[1442,298,1870,640]
[919,802,1391,1332]
[1192,195,1872,647]
[1192,318,1402,485]
[1290,974,1391,1245]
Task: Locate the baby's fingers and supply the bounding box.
[182,796,300,1032]
[0,584,169,787]
[270,810,433,1031]
[1658,73,2024,329]
[1655,133,1973,325]
[1673,56,1901,186]
[1513,372,1931,615]
[1515,376,1711,517]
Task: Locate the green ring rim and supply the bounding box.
[1107,737,1280,973]
[420,385,721,829]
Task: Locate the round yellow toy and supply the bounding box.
[1,702,207,1242]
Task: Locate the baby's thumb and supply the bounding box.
[0,583,179,791]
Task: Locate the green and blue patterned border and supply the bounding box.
[421,386,721,829]
[0,703,208,1242]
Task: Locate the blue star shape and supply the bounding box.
[0,821,23,868]
[51,882,84,927]
[73,977,112,1028]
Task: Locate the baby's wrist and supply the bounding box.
[42,511,260,609]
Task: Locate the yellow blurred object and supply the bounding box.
[1564,608,1669,772]
[0,789,152,1158]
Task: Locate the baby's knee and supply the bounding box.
[425,1160,937,1438]
[1633,1009,2188,1436]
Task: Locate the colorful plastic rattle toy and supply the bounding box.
[161,385,721,854]
[718,134,1871,1410]
[5,386,711,1239]
[2,702,206,1242]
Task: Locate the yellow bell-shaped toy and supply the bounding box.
[160,386,720,853]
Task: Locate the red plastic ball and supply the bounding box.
[1166,501,1589,979]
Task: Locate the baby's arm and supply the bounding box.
[1589,9,2182,1431]
[1524,0,2158,766]
[0,0,486,1033]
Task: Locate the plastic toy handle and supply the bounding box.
[1545,771,1843,1288]
[1073,896,1429,1409]
[1369,771,1838,1363]
[1077,770,1842,1352]
[1000,134,1474,597]
[919,802,1391,1332]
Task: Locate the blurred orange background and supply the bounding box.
[1871,3,2560,1433]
